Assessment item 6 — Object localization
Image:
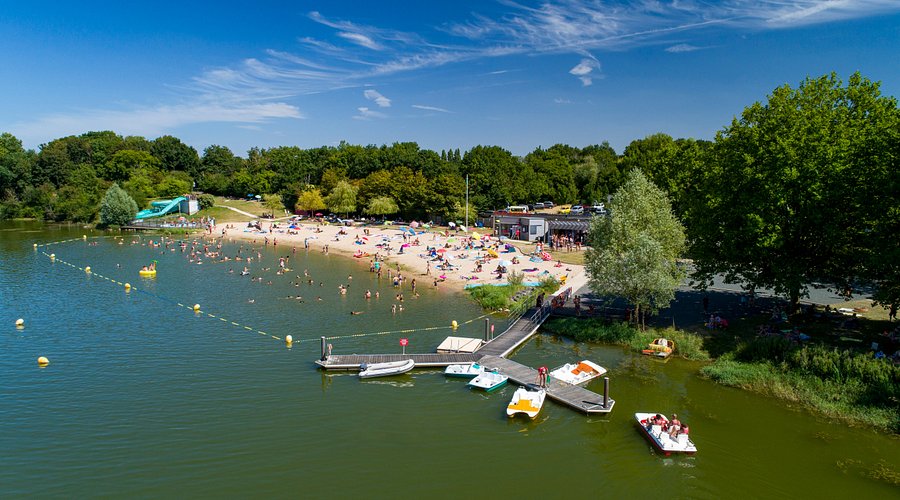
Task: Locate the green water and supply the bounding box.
[1,221,898,497]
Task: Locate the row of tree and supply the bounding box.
[1,72,897,311]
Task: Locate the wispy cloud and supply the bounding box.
[665,43,702,53]
[412,104,452,113]
[11,101,301,147]
[364,89,392,107]
[354,106,387,120]
[338,32,381,50]
[569,58,600,86]
[10,1,900,145]
[554,97,572,104]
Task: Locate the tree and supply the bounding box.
[585,170,686,329]
[687,72,899,312]
[100,183,138,226]
[263,193,284,216]
[295,188,326,216]
[101,150,161,183]
[325,180,357,217]
[365,196,399,219]
[151,135,200,174]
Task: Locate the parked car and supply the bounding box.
[544,201,555,208]
[559,206,571,214]
[589,204,606,214]
[533,202,546,210]
[570,205,585,215]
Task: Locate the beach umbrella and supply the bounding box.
[401,243,410,248]
[315,212,323,216]
[471,232,482,240]
[410,221,419,228]
[436,248,447,253]
[499,236,508,241]
[255,195,261,199]
[499,259,512,267]
[446,237,458,243]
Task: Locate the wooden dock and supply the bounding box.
[315,304,551,370]
[478,356,615,414]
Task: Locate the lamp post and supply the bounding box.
[465,174,469,228]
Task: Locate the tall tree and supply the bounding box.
[324,180,357,217]
[585,170,686,328]
[295,188,326,216]
[151,135,200,174]
[687,72,899,312]
[364,196,399,220]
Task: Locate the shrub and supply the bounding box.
[99,183,138,227]
[198,194,215,210]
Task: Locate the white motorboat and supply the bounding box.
[467,370,508,392]
[358,359,415,379]
[506,385,546,418]
[635,412,697,456]
[444,362,485,378]
[549,360,607,385]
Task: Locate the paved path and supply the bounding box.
[217,205,292,221]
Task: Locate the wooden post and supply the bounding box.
[320,336,326,359]
[603,377,610,408]
[484,318,490,341]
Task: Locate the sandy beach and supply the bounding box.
[221,220,585,294]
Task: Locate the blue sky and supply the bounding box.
[2,1,899,156]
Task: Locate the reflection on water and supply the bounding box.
[1,222,899,497]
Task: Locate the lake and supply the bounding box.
[1,221,898,497]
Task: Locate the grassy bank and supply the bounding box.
[543,316,900,432]
[467,274,559,313]
[702,338,900,432]
[541,316,710,361]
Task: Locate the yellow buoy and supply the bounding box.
[193,304,201,312]
[83,235,87,240]
[16,318,25,327]
[124,282,131,291]
[451,320,458,330]
[50,253,56,261]
[85,266,91,274]
[37,356,49,366]
[33,243,38,249]
[285,335,293,347]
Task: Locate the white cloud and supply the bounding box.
[554,98,572,104]
[569,58,600,86]
[338,32,381,50]
[412,104,451,113]
[364,89,392,107]
[11,101,301,147]
[354,106,386,120]
[665,43,701,53]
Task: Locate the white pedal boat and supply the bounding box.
[444,362,485,378]
[549,360,607,385]
[635,413,697,455]
[358,359,415,379]
[467,371,508,392]
[506,385,546,418]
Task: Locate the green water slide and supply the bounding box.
[134,196,188,219]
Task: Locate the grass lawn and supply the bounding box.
[213,196,271,217]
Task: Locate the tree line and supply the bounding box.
[1,72,897,310]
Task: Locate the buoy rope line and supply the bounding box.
[37,237,494,347]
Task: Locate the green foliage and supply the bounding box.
[687,72,900,311]
[99,183,138,226]
[584,169,686,326]
[467,285,512,311]
[151,135,200,173]
[325,180,358,215]
[156,171,192,198]
[295,188,326,215]
[101,150,161,182]
[262,193,283,215]
[198,194,215,210]
[542,318,709,361]
[365,196,399,217]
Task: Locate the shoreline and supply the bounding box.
[219,221,585,296]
